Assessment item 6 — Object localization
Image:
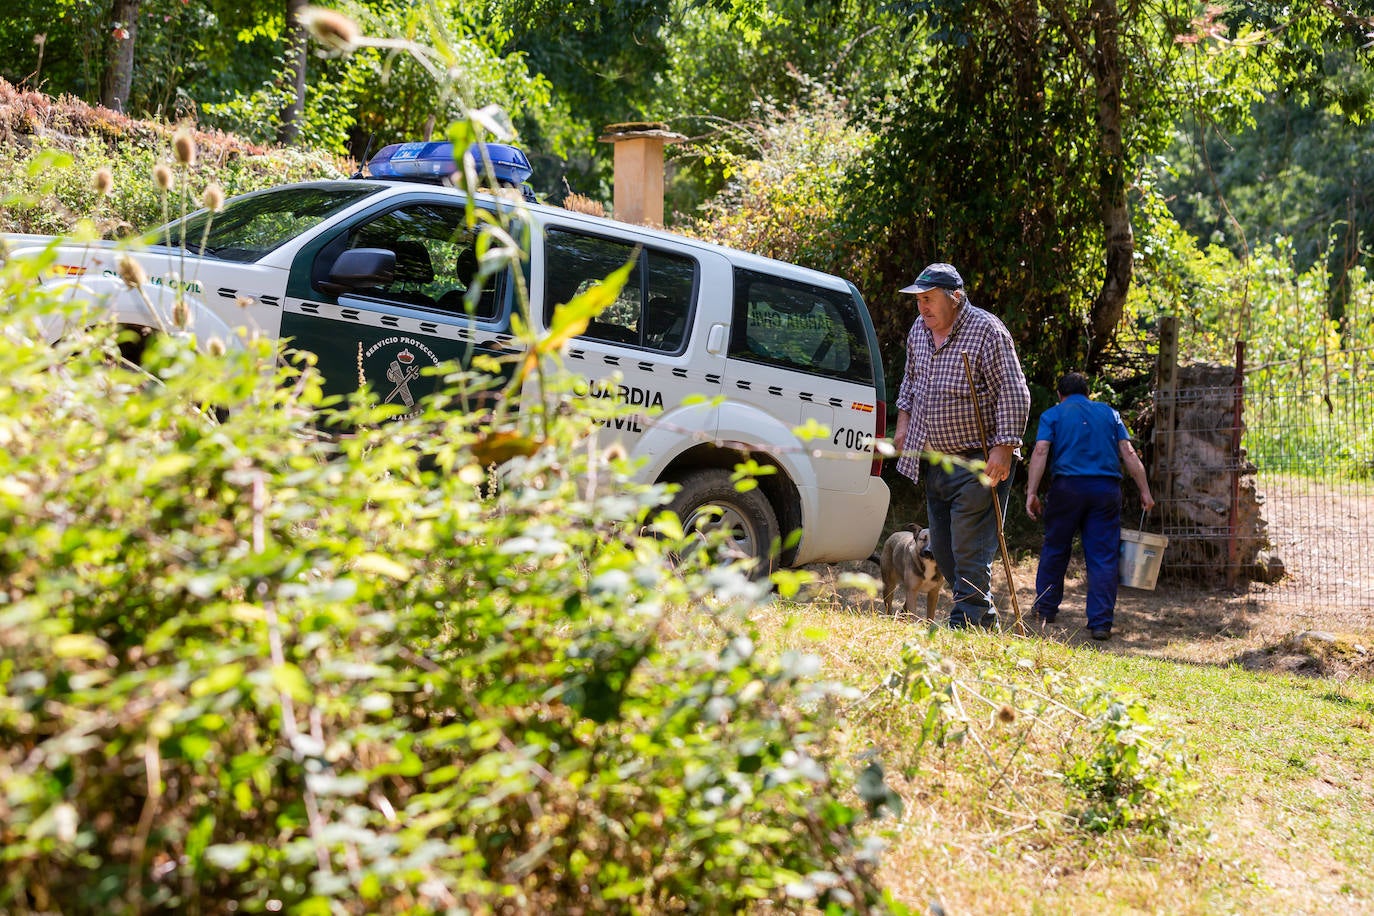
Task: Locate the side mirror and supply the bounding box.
[317,247,396,295]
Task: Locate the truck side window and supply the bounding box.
[728,269,873,385]
[643,252,694,352]
[544,228,696,352]
[318,202,504,319]
[434,241,502,319]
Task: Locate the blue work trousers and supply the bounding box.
[925,459,1014,629]
[1034,475,1122,631]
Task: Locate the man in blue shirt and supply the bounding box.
[1024,372,1155,640]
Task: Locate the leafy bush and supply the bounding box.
[1059,682,1194,834]
[0,244,900,912]
[684,81,874,277]
[0,78,347,237]
[874,641,1193,836]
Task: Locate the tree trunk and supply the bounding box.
[100,0,140,112]
[277,0,309,145]
[1086,0,1132,370]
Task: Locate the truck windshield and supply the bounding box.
[157,184,382,263]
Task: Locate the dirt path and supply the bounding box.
[806,545,1374,679]
[1036,557,1373,677]
[1251,473,1374,627]
[806,472,1373,677]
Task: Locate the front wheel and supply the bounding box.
[664,468,779,578]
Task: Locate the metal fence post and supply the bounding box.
[1154,316,1178,509]
[1227,340,1246,589]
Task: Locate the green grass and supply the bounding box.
[752,597,1374,914]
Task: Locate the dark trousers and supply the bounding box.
[1033,475,1122,631]
[925,459,1013,629]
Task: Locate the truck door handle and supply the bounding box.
[707,323,727,355]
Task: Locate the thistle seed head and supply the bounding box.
[298,6,360,53]
[172,128,196,167]
[116,255,147,289]
[153,163,174,192]
[202,183,225,212]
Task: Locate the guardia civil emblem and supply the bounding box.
[386,349,420,407]
[362,335,442,419]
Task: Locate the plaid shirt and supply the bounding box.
[894,300,1030,483]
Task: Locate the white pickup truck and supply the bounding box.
[4,141,890,573]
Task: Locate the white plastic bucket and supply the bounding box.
[1119,529,1168,590]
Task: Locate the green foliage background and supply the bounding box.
[2,1,1371,390]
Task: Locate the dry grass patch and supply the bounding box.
[751,562,1374,914]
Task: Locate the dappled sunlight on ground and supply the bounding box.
[800,553,1374,680]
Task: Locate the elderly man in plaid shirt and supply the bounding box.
[892,263,1030,629]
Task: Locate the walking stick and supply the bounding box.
[961,353,1026,635]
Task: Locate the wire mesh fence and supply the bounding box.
[1145,347,1374,616]
[1243,357,1374,615]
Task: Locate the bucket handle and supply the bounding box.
[1132,509,1164,537]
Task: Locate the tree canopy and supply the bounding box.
[1,0,1370,383]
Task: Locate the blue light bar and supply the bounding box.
[366,141,536,202]
[465,143,534,187]
[367,141,458,180]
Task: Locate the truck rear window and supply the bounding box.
[729,268,874,385]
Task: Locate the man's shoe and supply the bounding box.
[1090,628,1112,641]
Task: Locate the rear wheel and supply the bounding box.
[113,324,158,369]
[664,468,779,578]
[104,325,229,423]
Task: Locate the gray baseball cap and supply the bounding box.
[900,262,964,294]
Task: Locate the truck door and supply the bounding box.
[527,222,728,468]
[280,198,513,418]
[721,268,883,493]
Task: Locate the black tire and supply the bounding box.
[115,324,156,368]
[664,468,779,578]
[106,325,230,423]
